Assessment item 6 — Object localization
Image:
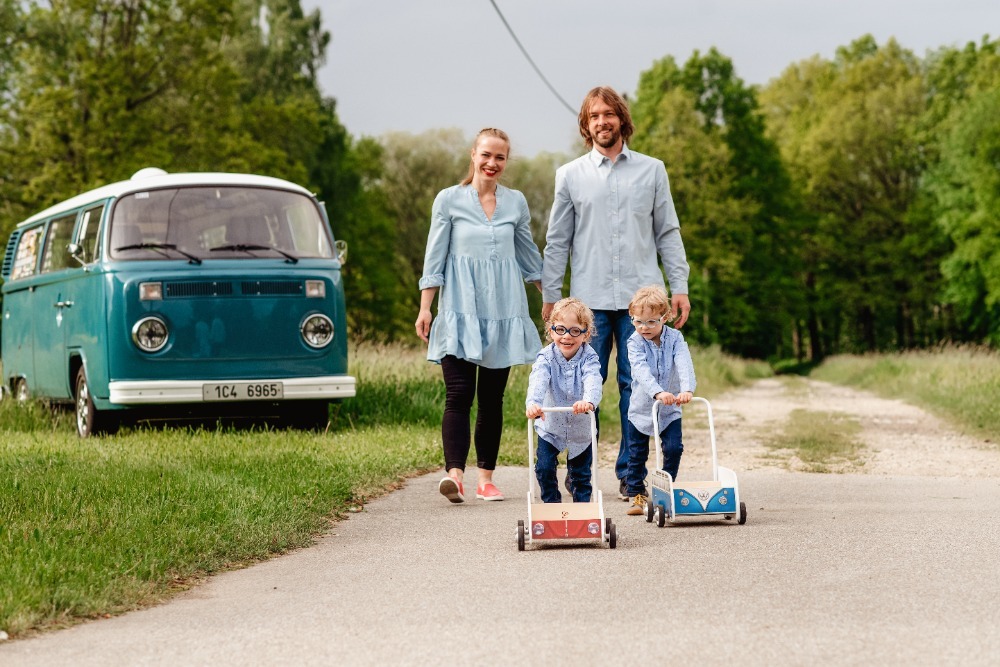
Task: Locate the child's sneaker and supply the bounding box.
[618,478,629,501]
[438,476,465,503]
[626,494,647,516]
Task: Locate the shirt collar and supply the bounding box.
[587,142,632,167]
[551,342,587,365]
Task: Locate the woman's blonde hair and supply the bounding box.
[460,127,510,186]
[548,297,596,341]
[628,285,672,319]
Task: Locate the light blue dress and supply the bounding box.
[419,184,543,368]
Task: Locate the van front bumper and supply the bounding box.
[108,376,356,405]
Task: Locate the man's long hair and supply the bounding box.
[577,86,634,148]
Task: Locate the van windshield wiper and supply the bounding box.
[209,244,298,264]
[115,243,202,264]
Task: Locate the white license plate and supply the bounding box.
[202,382,284,401]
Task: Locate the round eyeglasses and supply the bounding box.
[550,325,588,337]
[631,317,663,329]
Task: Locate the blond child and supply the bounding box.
[623,286,696,515]
[525,298,603,502]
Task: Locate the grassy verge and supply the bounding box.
[0,339,768,637]
[810,346,1000,441]
[758,409,864,473]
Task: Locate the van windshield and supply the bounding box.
[108,186,334,261]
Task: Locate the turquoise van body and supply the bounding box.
[1,169,356,436]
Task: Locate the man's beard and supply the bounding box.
[593,127,620,148]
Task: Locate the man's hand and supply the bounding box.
[541,302,554,322]
[671,293,691,328]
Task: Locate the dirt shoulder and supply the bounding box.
[604,377,1000,478]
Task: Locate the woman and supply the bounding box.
[415,127,543,503]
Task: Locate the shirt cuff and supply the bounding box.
[542,288,562,303]
[418,274,444,290]
[523,271,542,283]
[667,280,689,295]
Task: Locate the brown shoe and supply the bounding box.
[626,494,648,516]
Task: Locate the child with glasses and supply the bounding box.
[525,297,603,503]
[623,285,697,516]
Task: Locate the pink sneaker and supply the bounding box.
[438,476,465,503]
[476,482,504,501]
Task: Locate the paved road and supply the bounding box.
[4,467,1000,666]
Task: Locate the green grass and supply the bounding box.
[0,339,768,637]
[759,409,864,473]
[810,346,1000,441]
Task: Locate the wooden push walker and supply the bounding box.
[517,407,617,550]
[645,396,747,527]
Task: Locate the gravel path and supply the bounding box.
[684,377,1000,477]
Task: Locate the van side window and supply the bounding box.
[10,226,44,280]
[41,213,77,273]
[77,205,105,263]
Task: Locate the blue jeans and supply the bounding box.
[626,417,684,496]
[535,436,593,503]
[590,309,643,481]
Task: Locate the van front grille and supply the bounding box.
[241,280,303,296]
[162,281,304,297]
[165,281,234,297]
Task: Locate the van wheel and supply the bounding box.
[75,367,119,438]
[14,377,29,403]
[283,400,330,431]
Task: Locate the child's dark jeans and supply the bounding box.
[625,417,684,496]
[535,435,593,503]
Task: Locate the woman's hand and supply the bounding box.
[415,309,432,343]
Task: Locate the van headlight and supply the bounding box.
[301,314,334,348]
[132,316,169,352]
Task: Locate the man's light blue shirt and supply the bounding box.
[542,144,689,310]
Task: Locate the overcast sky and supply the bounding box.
[301,0,998,156]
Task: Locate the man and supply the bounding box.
[541,85,691,500]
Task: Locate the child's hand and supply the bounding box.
[526,404,544,419]
[675,392,693,405]
[655,391,677,405]
[572,400,594,414]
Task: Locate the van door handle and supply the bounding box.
[54,300,74,308]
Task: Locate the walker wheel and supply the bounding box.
[517,520,525,551]
[645,497,654,522]
[656,505,665,528]
[738,502,747,525]
[608,520,617,549]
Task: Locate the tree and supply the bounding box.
[760,36,932,355]
[920,37,1000,343]
[631,49,801,359]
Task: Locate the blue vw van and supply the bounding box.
[1,168,356,436]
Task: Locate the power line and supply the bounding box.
[487,0,576,116]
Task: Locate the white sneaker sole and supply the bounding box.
[476,492,504,501]
[438,477,464,503]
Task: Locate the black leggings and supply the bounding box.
[440,355,510,472]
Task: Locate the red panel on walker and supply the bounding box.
[531,518,603,540]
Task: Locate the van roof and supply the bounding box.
[18,171,315,228]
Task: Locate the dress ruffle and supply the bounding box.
[426,254,542,368]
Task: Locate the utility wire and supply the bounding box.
[487,0,576,116]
